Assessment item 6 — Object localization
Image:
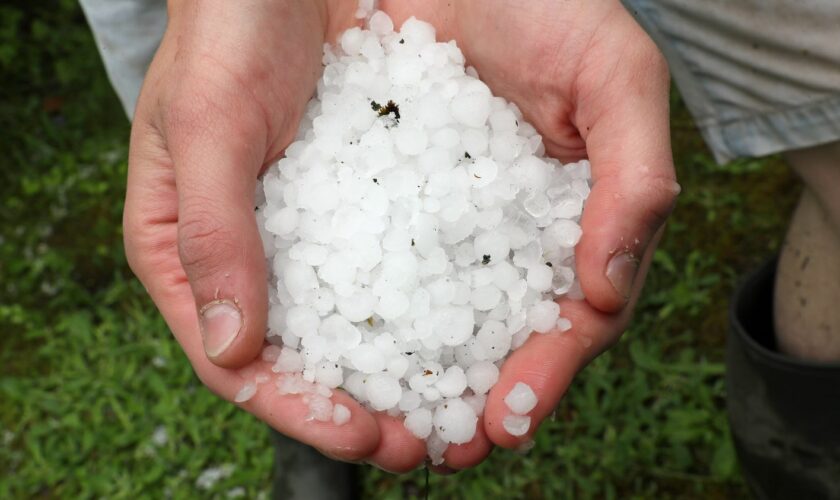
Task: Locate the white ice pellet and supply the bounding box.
[344,372,368,401]
[306,394,334,422]
[386,355,409,378]
[423,387,441,402]
[433,399,478,444]
[526,265,554,292]
[527,300,561,334]
[462,393,487,417]
[276,373,311,395]
[285,305,320,338]
[511,326,533,350]
[341,27,364,56]
[503,414,531,437]
[461,128,488,156]
[504,382,538,415]
[272,348,305,373]
[492,261,520,291]
[393,126,428,156]
[404,407,433,439]
[435,307,475,346]
[466,361,499,395]
[257,9,590,457]
[349,344,386,374]
[426,431,448,466]
[315,360,344,388]
[435,365,468,398]
[265,207,299,236]
[476,320,512,362]
[319,314,362,349]
[365,373,402,411]
[468,157,498,188]
[234,382,257,403]
[261,344,283,363]
[473,231,510,266]
[556,317,572,332]
[332,403,351,426]
[369,11,394,35]
[471,284,501,311]
[376,291,410,320]
[450,84,492,128]
[399,390,423,412]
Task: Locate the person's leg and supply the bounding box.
[727,143,840,499]
[775,142,840,361]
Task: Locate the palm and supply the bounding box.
[380,0,674,450]
[126,0,418,468]
[127,0,673,473]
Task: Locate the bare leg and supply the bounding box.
[775,142,840,362]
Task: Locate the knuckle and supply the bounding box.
[639,172,680,230]
[178,204,235,282]
[192,362,223,397]
[163,91,210,137]
[625,33,670,90]
[122,206,175,284]
[646,45,669,78]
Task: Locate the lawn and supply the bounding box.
[0,2,800,498]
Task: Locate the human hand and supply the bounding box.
[380,0,678,470]
[123,0,433,472]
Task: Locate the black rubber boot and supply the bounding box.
[727,258,840,499]
[271,429,361,500]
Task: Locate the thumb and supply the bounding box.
[574,44,679,313]
[168,104,270,368]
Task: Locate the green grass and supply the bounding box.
[0,2,800,498]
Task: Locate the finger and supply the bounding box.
[574,26,679,314]
[140,264,383,461]
[165,97,270,369]
[365,414,428,473]
[484,229,662,448]
[124,129,381,461]
[232,364,381,462]
[483,299,609,448]
[198,350,380,460]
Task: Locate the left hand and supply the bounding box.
[381,0,678,471]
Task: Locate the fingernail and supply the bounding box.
[606,252,639,300]
[200,300,242,358]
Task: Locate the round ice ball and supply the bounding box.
[504,382,538,415]
[433,398,478,444]
[365,373,402,411]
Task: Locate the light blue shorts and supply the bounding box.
[82,0,840,164]
[624,0,840,163]
[80,0,166,119]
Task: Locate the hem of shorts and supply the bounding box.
[698,96,840,164]
[622,0,840,165]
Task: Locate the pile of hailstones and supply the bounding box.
[243,12,591,464]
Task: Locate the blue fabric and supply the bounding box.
[624,0,840,163]
[80,0,167,119]
[81,0,840,161]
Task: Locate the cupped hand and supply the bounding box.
[124,0,429,472]
[381,0,678,470]
[125,0,677,475]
